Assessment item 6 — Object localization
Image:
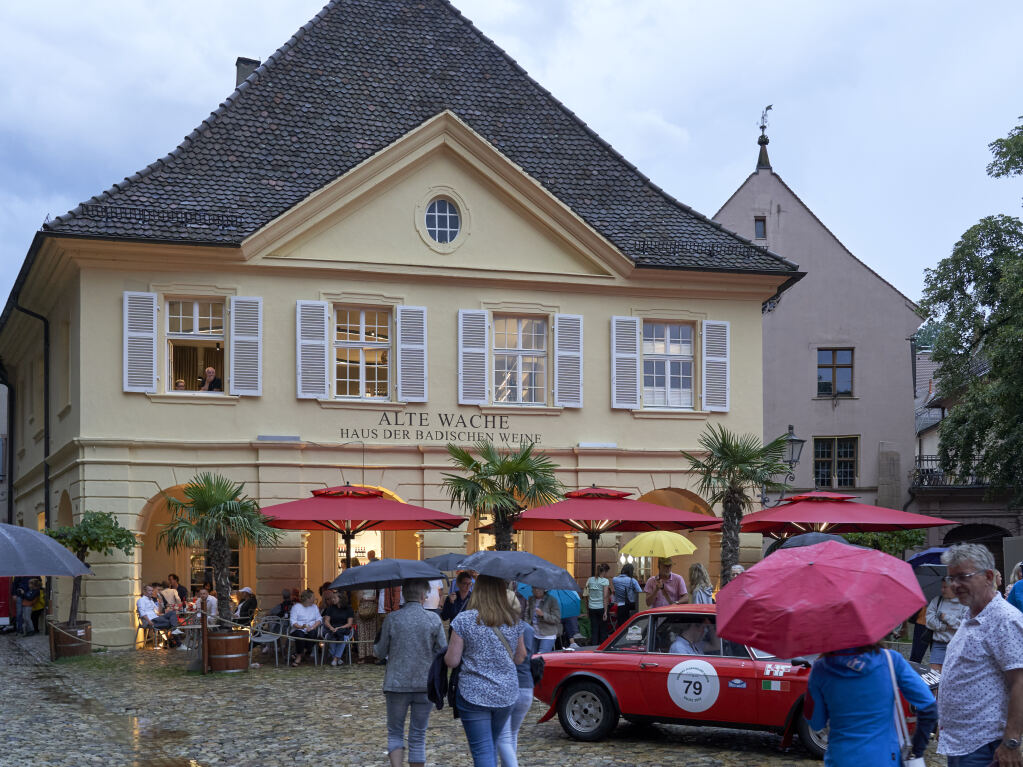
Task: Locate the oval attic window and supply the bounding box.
[425,198,460,244]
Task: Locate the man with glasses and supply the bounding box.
[937,543,1023,766]
[644,558,689,608]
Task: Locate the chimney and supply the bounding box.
[235,57,260,87]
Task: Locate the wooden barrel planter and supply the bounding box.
[208,631,249,673]
[53,622,92,659]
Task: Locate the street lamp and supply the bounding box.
[760,425,805,507]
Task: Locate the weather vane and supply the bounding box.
[759,104,773,136]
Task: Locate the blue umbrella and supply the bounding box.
[0,523,92,577]
[765,532,857,556]
[908,547,947,567]
[456,550,579,591]
[329,558,443,590]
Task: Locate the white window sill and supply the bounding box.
[630,409,710,420]
[316,399,406,411]
[146,393,240,405]
[812,396,860,401]
[477,405,563,416]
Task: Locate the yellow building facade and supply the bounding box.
[0,3,799,647]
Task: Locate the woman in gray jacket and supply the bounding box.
[374,579,448,767]
[526,586,561,652]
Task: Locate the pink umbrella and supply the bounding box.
[716,540,925,657]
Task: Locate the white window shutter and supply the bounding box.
[611,316,640,409]
[396,305,428,403]
[123,291,157,393]
[229,296,262,396]
[458,309,489,405]
[296,300,330,399]
[554,314,583,408]
[702,320,730,412]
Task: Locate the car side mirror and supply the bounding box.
[789,656,813,668]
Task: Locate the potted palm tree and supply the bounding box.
[442,439,562,551]
[45,511,139,658]
[683,424,790,586]
[159,472,281,672]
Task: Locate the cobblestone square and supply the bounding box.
[2,634,944,767]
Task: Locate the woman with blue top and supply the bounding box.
[445,575,527,767]
[497,621,536,767]
[612,563,642,625]
[805,642,937,766]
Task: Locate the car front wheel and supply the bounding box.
[796,711,828,759]
[557,680,619,741]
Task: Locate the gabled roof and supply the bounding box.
[41,0,796,276]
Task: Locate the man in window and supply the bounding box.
[669,621,709,655]
[199,366,223,392]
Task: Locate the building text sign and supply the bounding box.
[339,411,543,445]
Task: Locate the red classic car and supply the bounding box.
[534,604,827,756]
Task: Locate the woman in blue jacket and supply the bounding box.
[805,643,937,765]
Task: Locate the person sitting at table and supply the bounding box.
[289,589,323,666]
[268,588,294,619]
[137,584,183,648]
[322,589,355,666]
[196,586,218,628]
[233,586,258,626]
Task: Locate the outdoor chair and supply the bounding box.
[322,629,354,667]
[249,616,285,667]
[136,615,171,649]
[286,626,323,667]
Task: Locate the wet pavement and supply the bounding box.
[2,632,944,766]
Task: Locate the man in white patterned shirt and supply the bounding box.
[938,543,1023,767]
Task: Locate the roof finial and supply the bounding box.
[757,104,773,170]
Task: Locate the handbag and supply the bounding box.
[885,649,926,767]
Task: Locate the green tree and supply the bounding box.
[683,424,791,585]
[845,530,925,559]
[159,472,281,623]
[46,511,139,627]
[921,114,1023,506]
[442,440,563,551]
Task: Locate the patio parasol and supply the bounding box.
[695,490,956,537]
[0,523,93,577]
[619,530,697,559]
[455,550,579,591]
[328,558,444,590]
[514,486,714,576]
[716,540,925,657]
[262,483,465,566]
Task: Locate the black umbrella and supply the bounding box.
[913,564,948,602]
[455,550,579,591]
[328,558,444,590]
[0,523,92,577]
[425,553,468,572]
[766,532,857,555]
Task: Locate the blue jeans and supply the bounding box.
[946,739,1000,766]
[496,687,533,767]
[560,616,578,641]
[535,637,556,653]
[385,691,432,763]
[457,692,514,767]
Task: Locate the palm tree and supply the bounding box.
[159,472,282,623]
[682,424,791,586]
[442,440,563,551]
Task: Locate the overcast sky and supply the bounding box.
[2,1,1021,306]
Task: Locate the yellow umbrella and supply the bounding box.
[620,530,697,559]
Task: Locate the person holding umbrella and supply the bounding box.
[373,579,447,767]
[925,579,968,671]
[526,586,561,652]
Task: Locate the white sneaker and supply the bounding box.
[171,628,184,635]
[176,644,190,651]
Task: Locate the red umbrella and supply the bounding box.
[695,491,955,536]
[514,486,714,576]
[263,483,464,567]
[716,540,925,657]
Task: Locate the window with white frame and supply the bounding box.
[642,322,694,408]
[493,316,547,405]
[335,307,391,399]
[166,299,225,392]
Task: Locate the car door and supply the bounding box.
[639,614,759,723]
[751,651,807,728]
[586,613,653,716]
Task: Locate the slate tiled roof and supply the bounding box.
[43,0,796,275]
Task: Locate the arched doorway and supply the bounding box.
[943,524,1010,576]
[632,488,717,586]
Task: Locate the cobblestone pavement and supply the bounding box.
[2,633,945,767]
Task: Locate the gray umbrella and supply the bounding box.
[455,550,579,591]
[0,523,92,577]
[328,558,444,590]
[425,553,468,572]
[766,532,862,555]
[914,563,948,602]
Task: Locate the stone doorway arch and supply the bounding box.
[943,523,1011,577]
